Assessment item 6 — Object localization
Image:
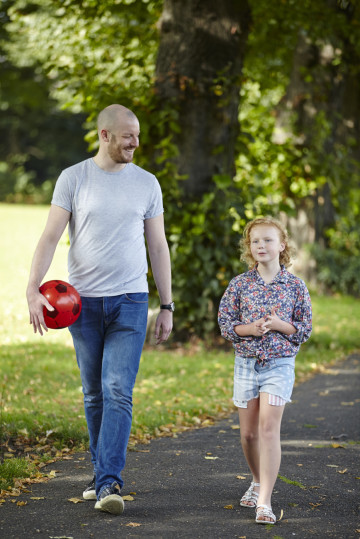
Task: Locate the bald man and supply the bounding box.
[27,104,173,515]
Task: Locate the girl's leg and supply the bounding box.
[238,397,260,504]
[256,392,285,520]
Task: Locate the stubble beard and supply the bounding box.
[108,136,135,164]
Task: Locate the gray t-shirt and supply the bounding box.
[51,158,164,297]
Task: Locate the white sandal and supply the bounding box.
[255,504,276,525]
[239,481,260,507]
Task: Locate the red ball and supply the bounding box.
[39,280,82,329]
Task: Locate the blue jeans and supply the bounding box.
[69,293,148,496]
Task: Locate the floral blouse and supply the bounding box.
[218,266,312,363]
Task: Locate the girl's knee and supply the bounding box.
[259,420,281,441]
[241,429,259,444]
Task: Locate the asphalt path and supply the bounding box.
[1,354,359,539]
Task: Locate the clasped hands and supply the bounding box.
[251,307,280,337]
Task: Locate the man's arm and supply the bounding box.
[26,205,71,335]
[144,214,173,344]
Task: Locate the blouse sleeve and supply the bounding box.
[284,280,312,344]
[218,278,247,343]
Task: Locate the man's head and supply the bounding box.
[97,104,140,164]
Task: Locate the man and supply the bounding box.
[26,104,173,515]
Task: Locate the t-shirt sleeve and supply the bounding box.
[144,177,164,219]
[51,170,74,213]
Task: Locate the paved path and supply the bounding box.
[1,354,359,538]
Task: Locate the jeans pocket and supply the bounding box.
[124,293,149,304]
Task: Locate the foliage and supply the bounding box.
[1,1,360,335]
[312,218,360,296]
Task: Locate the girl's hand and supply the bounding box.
[263,307,281,331]
[249,317,269,337]
[264,307,296,335]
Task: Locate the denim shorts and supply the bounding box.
[233,355,295,408]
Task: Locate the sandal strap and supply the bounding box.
[240,481,260,504]
[256,504,276,523]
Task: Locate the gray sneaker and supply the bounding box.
[94,481,124,515]
[83,475,96,500]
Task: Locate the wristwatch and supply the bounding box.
[160,301,175,312]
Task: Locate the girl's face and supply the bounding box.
[249,225,285,265]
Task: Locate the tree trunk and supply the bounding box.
[155,0,251,197]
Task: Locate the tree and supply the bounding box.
[154,0,251,197]
[2,0,360,336]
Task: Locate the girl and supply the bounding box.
[218,216,312,525]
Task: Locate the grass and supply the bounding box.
[0,458,35,490]
[0,203,359,490]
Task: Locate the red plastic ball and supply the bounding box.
[39,280,82,329]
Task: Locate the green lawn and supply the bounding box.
[1,203,359,473]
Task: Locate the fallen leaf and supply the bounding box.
[309,502,322,508]
[126,522,141,527]
[16,501,27,506]
[337,468,347,474]
[224,504,233,509]
[68,498,84,504]
[331,443,346,449]
[123,495,134,501]
[205,456,219,460]
[30,497,45,500]
[48,470,57,478]
[236,475,247,480]
[278,509,284,521]
[341,401,354,406]
[231,425,240,430]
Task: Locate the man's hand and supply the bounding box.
[26,287,54,336]
[154,310,173,344]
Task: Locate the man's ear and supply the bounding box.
[100,129,110,142]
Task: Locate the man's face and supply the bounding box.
[107,118,140,164]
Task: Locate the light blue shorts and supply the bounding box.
[233,355,295,408]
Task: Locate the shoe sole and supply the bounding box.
[95,494,125,515]
[83,490,97,501]
[256,519,276,525]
